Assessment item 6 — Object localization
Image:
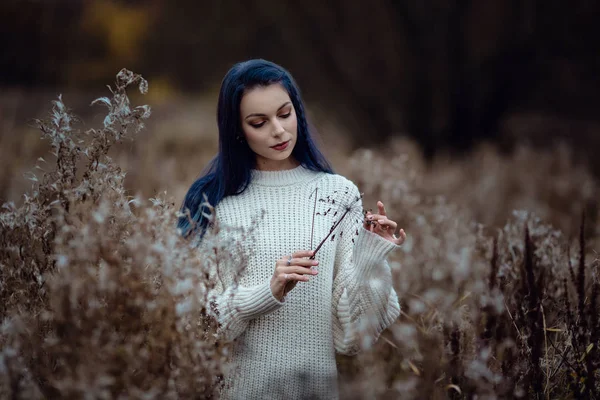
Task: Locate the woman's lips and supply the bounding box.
[271,140,290,151]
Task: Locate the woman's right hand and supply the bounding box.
[271,250,319,301]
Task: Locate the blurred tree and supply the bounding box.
[69,0,155,84]
[143,0,600,156]
[2,0,600,158]
[0,0,83,87]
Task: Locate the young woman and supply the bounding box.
[178,59,406,399]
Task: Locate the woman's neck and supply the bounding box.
[250,164,318,187]
[253,157,300,171]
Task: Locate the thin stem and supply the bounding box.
[310,187,318,249]
[310,209,350,260]
[310,203,355,259]
[542,304,550,399]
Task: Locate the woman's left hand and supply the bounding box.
[364,201,406,246]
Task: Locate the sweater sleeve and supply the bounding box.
[210,280,284,342]
[203,232,284,342]
[331,188,401,355]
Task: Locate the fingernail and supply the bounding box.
[314,261,319,265]
[312,269,318,275]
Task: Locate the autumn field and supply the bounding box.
[1,71,600,398]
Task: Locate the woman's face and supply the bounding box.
[239,83,298,171]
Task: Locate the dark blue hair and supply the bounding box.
[177,59,333,238]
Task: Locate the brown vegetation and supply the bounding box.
[0,71,226,399]
[1,71,599,398]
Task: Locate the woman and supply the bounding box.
[178,59,406,399]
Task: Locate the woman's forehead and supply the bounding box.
[240,84,291,114]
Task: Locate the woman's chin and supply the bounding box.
[269,148,294,160]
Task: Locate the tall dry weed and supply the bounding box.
[336,143,600,399]
[0,70,228,399]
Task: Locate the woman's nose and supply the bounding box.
[272,119,285,136]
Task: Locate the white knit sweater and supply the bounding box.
[203,165,401,399]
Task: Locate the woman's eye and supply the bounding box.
[250,121,265,128]
[280,112,291,119]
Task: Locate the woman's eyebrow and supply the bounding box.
[244,101,292,119]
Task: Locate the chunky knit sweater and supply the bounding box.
[204,165,401,399]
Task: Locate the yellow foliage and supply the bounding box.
[144,76,177,104]
[80,0,153,64]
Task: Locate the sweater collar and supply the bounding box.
[250,165,319,187]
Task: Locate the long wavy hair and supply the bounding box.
[178,59,333,238]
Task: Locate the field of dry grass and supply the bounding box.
[1,71,599,398]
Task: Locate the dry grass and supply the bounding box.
[0,71,228,399]
[1,72,599,398]
[336,141,600,398]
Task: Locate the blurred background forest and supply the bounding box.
[2,0,600,229]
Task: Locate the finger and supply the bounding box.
[376,218,397,231]
[365,213,384,221]
[394,229,407,245]
[277,256,291,267]
[281,266,319,275]
[292,250,315,259]
[279,273,310,283]
[277,252,314,266]
[278,257,319,268]
[290,258,319,268]
[366,214,396,229]
[364,212,381,230]
[377,201,386,216]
